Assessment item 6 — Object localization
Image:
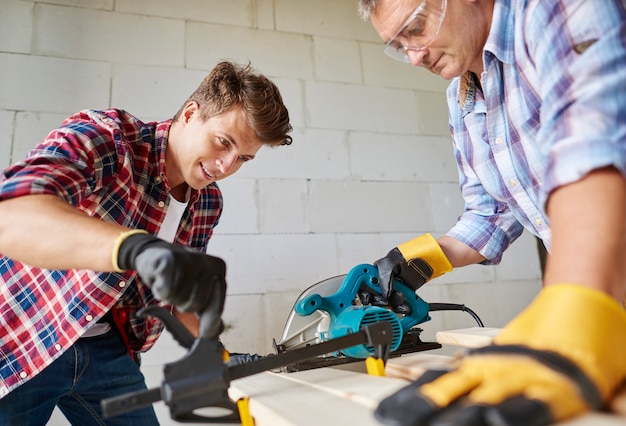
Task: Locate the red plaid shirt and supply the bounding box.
[0,109,222,397]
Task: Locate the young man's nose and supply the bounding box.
[217,153,237,175]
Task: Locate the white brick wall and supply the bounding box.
[1,1,542,424]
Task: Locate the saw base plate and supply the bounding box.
[275,328,442,373]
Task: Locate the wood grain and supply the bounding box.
[228,368,409,426]
[228,359,626,426]
[222,327,626,426]
[435,326,500,348]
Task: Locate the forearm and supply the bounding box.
[437,235,486,267]
[0,194,127,271]
[544,167,626,300]
[174,310,200,337]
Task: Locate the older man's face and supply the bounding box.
[371,0,491,79]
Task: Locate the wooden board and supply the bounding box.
[210,327,626,426]
[435,326,500,348]
[227,359,626,426]
[385,353,453,381]
[228,367,409,426]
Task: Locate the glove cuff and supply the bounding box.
[111,230,150,272]
[496,284,626,399]
[397,233,452,279]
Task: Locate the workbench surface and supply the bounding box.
[222,328,626,426]
[226,364,625,426]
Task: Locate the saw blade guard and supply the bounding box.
[289,263,431,358]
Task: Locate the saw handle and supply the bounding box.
[294,264,431,333]
[296,293,324,316]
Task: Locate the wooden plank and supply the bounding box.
[385,353,453,381]
[228,361,626,426]
[611,384,626,417]
[435,327,500,348]
[224,327,625,426]
[228,368,409,426]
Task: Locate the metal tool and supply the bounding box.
[100,305,395,422]
[275,263,483,371]
[101,263,483,421]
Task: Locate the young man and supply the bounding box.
[357,0,626,425]
[0,60,293,425]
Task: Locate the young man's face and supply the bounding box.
[371,0,490,79]
[168,102,264,191]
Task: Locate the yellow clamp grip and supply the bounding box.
[237,397,255,426]
[397,233,452,279]
[111,229,148,272]
[366,357,386,376]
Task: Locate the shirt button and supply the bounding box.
[20,371,27,379]
[157,201,165,208]
[119,281,126,288]
[86,315,93,322]
[535,218,543,225]
[55,344,62,351]
[495,137,503,144]
[155,176,162,183]
[509,179,518,186]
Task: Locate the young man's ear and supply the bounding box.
[181,101,199,123]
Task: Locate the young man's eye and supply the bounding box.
[218,137,229,146]
[239,156,252,162]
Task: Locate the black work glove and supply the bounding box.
[226,352,265,366]
[117,232,226,339]
[370,234,452,312]
[357,285,411,315]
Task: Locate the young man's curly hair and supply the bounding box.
[174,61,293,147]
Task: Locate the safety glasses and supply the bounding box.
[383,0,447,63]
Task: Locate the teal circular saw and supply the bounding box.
[275,263,437,366]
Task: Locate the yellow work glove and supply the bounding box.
[367,234,452,313]
[375,284,626,425]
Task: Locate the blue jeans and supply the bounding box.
[0,330,159,425]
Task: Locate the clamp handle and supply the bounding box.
[102,308,239,422]
[138,306,195,348]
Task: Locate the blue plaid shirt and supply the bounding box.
[0,109,222,397]
[446,0,626,264]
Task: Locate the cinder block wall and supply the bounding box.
[1,0,542,424]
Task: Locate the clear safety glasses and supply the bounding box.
[383,0,447,63]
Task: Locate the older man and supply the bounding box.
[358,0,626,425]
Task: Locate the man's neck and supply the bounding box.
[170,183,189,202]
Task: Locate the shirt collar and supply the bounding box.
[483,0,516,66]
[155,120,171,188]
[457,0,514,110]
[157,120,201,205]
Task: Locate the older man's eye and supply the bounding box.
[406,15,426,38]
[391,41,405,52]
